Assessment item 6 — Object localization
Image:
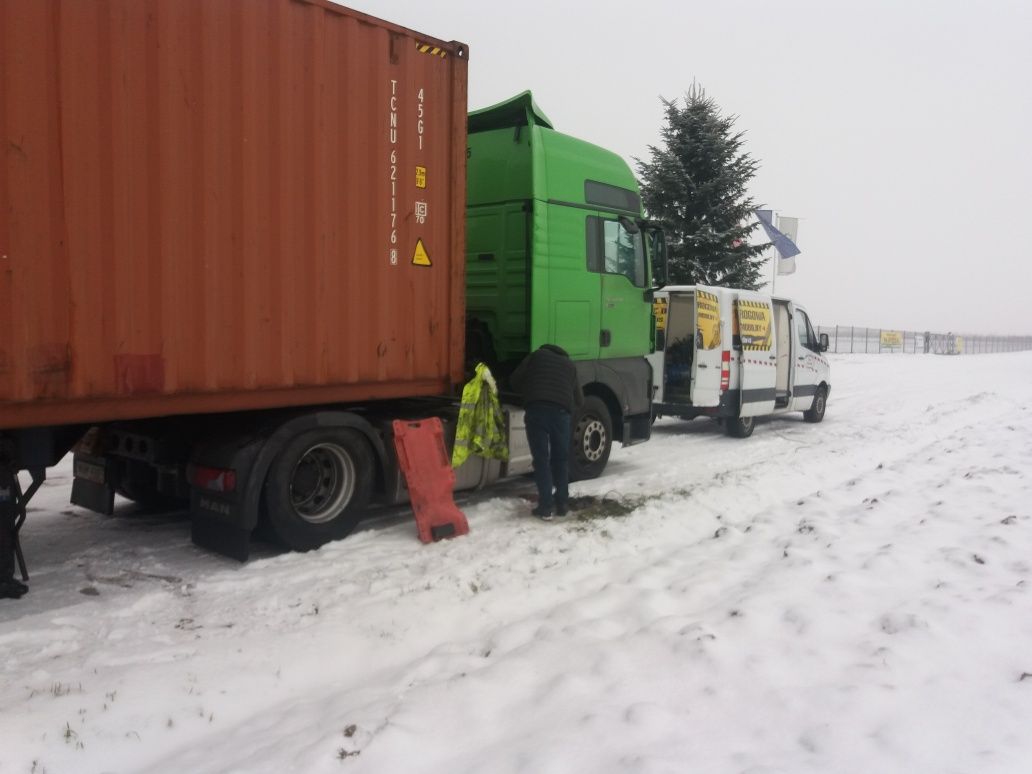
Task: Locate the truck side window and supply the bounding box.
[586,215,646,287]
[602,219,645,287]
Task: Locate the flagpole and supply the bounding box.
[770,211,777,295]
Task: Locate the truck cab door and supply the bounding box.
[734,292,776,417]
[791,306,821,411]
[690,287,723,407]
[591,216,652,358]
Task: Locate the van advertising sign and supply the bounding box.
[696,290,721,350]
[653,298,668,332]
[880,330,903,348]
[735,299,772,351]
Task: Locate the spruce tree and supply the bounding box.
[637,85,767,289]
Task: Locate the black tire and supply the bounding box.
[804,386,828,423]
[570,395,613,481]
[115,459,184,510]
[263,428,374,551]
[725,414,755,438]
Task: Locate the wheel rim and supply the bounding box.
[815,393,826,415]
[742,416,754,430]
[289,443,356,524]
[580,417,607,462]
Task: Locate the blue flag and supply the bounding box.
[755,209,801,260]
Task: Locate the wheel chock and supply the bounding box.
[391,418,469,544]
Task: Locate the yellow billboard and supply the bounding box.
[880,330,903,348]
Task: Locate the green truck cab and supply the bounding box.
[465,92,666,478]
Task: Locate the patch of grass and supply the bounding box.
[50,683,82,698]
[568,486,692,523]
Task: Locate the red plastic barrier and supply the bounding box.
[392,418,469,543]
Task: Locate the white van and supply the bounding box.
[648,285,831,437]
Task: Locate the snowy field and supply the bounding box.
[2,353,1031,774]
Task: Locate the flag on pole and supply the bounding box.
[775,215,799,242]
[775,215,799,275]
[755,209,800,275]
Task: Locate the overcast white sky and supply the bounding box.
[349,0,1031,333]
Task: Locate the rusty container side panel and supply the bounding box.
[0,0,468,430]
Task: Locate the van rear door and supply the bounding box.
[734,291,776,417]
[690,287,723,407]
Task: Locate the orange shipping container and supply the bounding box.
[0,0,469,431]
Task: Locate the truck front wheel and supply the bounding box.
[569,396,613,481]
[263,428,374,551]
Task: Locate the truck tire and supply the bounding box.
[263,428,374,551]
[725,414,755,438]
[570,396,613,481]
[804,386,828,423]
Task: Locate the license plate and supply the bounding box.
[73,458,106,485]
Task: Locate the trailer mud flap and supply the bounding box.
[392,418,468,543]
[191,493,249,562]
[70,454,115,515]
[191,518,250,562]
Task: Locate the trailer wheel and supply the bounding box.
[725,414,755,438]
[804,386,828,423]
[570,396,613,481]
[263,428,374,551]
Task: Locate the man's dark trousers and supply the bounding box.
[525,401,571,513]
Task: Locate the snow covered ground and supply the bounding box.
[2,353,1031,774]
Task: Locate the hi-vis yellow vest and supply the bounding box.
[452,363,509,467]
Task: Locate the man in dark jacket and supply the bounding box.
[510,344,584,519]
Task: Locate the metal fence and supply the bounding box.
[816,327,1032,355]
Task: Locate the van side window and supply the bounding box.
[796,310,816,351]
[586,216,645,287]
[805,316,819,351]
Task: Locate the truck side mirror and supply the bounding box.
[618,215,640,234]
[646,227,668,288]
[819,333,829,352]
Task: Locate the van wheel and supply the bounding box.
[804,386,828,423]
[263,428,374,551]
[725,414,755,438]
[570,396,613,481]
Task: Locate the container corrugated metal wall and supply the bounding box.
[0,0,468,430]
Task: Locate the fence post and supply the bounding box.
[866,328,870,354]
[850,326,854,353]
[834,325,839,353]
